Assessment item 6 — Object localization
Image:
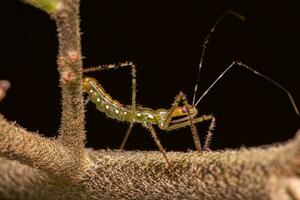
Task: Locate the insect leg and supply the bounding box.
[145,123,170,167]
[162,92,202,152]
[119,122,134,149]
[131,63,137,109]
[83,61,135,73]
[166,111,216,152]
[84,97,90,106]
[166,115,213,131]
[119,63,137,149]
[180,92,202,152]
[203,115,216,151]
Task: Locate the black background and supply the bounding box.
[0,0,299,151]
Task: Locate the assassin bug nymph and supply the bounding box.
[83,10,299,166]
[83,63,213,166]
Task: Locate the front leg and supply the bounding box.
[203,115,216,151]
[166,114,216,151]
[161,91,202,152]
[166,114,213,131]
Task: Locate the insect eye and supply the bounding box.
[181,106,188,113]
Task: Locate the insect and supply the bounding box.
[83,10,299,166]
[83,63,214,166]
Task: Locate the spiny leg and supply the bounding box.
[165,112,216,150]
[131,63,137,110]
[145,123,170,167]
[83,61,134,72]
[179,92,202,152]
[120,63,137,149]
[203,115,216,151]
[163,91,202,152]
[119,122,134,149]
[167,115,213,131]
[187,111,202,152]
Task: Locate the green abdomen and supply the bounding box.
[83,77,134,122]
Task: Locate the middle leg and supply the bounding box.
[145,123,170,167]
[166,111,216,152]
[120,63,137,149]
[203,115,216,151]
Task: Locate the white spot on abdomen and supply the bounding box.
[148,114,154,119]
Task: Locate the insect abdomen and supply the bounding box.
[83,77,134,122]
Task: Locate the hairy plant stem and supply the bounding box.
[18,0,89,178]
[0,132,300,200]
[54,0,88,174]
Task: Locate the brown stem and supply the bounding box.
[0,131,299,200]
[0,116,74,178]
[54,0,88,172]
[11,0,89,178]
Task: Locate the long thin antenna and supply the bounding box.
[236,61,299,116]
[194,61,299,116]
[194,61,235,106]
[192,10,245,106]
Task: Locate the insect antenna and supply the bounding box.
[194,61,299,116]
[192,10,245,106]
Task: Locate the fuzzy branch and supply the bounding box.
[0,116,75,178]
[0,130,300,199]
[53,0,88,171]
[21,0,89,174]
